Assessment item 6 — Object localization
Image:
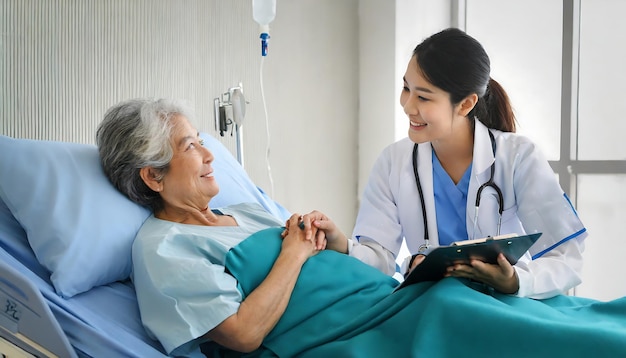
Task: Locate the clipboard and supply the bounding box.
[394,232,542,291]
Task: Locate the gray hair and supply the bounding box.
[96,98,195,212]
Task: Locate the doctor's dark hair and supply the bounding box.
[414,27,516,132]
[96,98,195,212]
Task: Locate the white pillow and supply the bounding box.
[0,133,289,297]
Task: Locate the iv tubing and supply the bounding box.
[259,55,275,197]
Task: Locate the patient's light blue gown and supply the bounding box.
[131,202,283,356]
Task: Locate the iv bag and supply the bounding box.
[253,0,276,33]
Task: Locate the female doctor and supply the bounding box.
[333,28,587,299]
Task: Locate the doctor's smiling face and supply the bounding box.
[401,55,475,146]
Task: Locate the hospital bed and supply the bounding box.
[4,132,626,358]
[0,133,290,357]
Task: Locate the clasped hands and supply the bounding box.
[280,210,348,254]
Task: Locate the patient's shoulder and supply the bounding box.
[219,202,284,227]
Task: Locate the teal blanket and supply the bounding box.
[224,227,626,357]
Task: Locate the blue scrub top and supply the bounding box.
[433,153,472,246]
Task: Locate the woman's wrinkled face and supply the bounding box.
[400,56,459,144]
[159,115,218,211]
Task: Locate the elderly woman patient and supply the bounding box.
[97,98,626,358]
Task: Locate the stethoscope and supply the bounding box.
[412,130,503,254]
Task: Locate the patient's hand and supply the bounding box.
[303,210,349,253]
[281,213,320,259]
[280,214,324,251]
[445,253,519,294]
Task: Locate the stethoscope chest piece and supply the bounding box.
[417,242,430,255]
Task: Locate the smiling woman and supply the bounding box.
[96,97,326,355]
[97,100,239,229]
[352,27,586,300]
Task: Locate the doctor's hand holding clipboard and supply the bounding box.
[399,232,542,292]
[440,251,519,294]
[346,28,587,300]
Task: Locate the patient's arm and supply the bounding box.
[203,214,318,353]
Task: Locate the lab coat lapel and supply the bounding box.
[467,121,499,239]
[417,143,440,246]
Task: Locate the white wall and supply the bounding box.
[357,0,396,198]
[249,0,359,234]
[0,0,360,235]
[463,0,626,301]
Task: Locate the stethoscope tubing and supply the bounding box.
[412,130,503,250]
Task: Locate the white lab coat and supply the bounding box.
[350,120,587,299]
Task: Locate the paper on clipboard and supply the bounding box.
[394,232,542,291]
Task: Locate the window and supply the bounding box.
[464,0,626,301]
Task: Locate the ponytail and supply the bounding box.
[471,78,516,133]
[413,29,517,133]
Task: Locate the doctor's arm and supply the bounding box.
[295,210,398,275]
[513,140,586,298]
[479,138,585,298]
[442,243,583,297]
[513,238,584,299]
[348,148,407,276]
[444,242,583,297]
[348,238,398,274]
